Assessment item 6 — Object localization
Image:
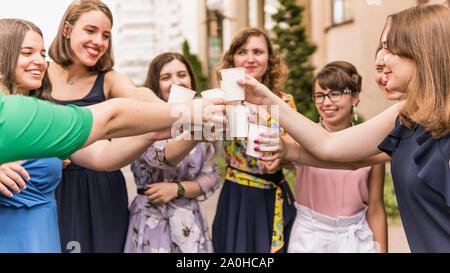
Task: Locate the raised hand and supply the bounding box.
[237,75,276,106]
[0,162,29,198]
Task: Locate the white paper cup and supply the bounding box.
[246,123,274,158]
[168,84,197,103]
[220,67,245,82]
[220,80,245,102]
[226,104,249,139]
[201,88,226,100]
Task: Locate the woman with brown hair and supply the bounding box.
[0,18,224,252]
[124,52,220,253]
[212,28,297,253]
[46,0,163,253]
[240,5,450,252]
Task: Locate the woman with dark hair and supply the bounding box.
[0,18,224,253]
[212,28,297,253]
[123,52,220,253]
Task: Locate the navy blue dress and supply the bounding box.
[378,117,450,253]
[52,72,129,253]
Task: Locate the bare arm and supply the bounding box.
[241,75,401,162]
[83,98,225,148]
[105,71,163,103]
[70,129,171,171]
[257,130,391,171]
[366,164,388,253]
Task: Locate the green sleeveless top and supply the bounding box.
[0,92,93,164]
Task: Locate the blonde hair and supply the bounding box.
[217,28,287,96]
[49,0,114,71]
[385,5,450,138]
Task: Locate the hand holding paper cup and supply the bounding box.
[220,68,245,102]
[226,104,249,139]
[246,123,278,158]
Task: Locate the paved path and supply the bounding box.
[122,165,410,253]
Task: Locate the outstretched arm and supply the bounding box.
[240,75,400,162]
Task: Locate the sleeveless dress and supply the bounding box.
[212,92,297,253]
[378,117,450,252]
[0,158,63,253]
[52,72,129,253]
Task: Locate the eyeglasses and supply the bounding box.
[311,89,355,104]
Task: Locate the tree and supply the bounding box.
[271,0,318,121]
[182,40,208,92]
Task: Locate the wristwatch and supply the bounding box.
[176,182,185,198]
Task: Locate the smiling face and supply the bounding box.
[233,35,269,82]
[314,81,359,129]
[66,10,111,67]
[159,59,192,102]
[381,26,415,94]
[13,30,47,94]
[375,49,403,100]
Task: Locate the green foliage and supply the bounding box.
[271,0,318,121]
[384,172,400,219]
[182,40,208,92]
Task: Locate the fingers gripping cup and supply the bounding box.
[220,68,245,102]
[226,104,249,139]
[246,123,275,158]
[168,84,197,103]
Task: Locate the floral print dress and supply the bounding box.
[123,141,220,253]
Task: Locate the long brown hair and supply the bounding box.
[0,18,52,100]
[143,52,197,99]
[385,5,450,138]
[217,28,287,96]
[49,0,114,71]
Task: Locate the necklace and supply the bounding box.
[319,119,354,132]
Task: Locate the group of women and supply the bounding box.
[0,0,448,253]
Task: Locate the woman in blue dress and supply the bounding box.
[0,18,191,253]
[241,5,449,252]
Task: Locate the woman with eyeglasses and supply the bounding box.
[260,61,387,252]
[240,5,449,253]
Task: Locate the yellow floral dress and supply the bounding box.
[212,92,297,253]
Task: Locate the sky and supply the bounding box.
[0,0,115,49]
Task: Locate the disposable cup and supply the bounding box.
[226,104,249,139]
[220,67,245,82]
[168,84,197,103]
[201,88,226,100]
[246,123,275,158]
[220,80,245,102]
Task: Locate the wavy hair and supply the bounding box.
[217,28,287,97]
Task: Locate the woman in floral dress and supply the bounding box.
[123,52,220,253]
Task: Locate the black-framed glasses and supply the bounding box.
[311,89,354,104]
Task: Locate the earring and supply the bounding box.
[353,104,358,122]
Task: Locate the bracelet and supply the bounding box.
[292,141,301,165]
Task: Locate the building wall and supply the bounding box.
[308,0,416,120]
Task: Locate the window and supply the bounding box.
[331,0,353,25]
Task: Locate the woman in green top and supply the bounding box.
[0,18,225,194]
